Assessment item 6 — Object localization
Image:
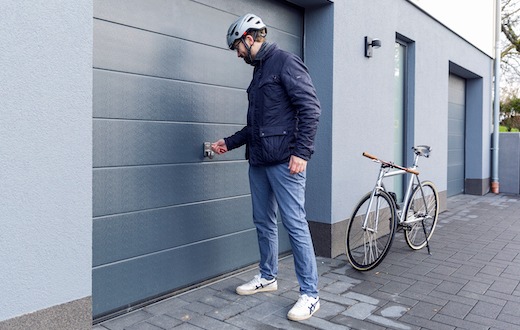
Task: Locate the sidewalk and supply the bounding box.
[95,193,520,330]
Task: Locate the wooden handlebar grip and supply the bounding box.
[363,152,378,160]
[408,168,419,175]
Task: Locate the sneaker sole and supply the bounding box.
[236,283,278,295]
[287,302,320,321]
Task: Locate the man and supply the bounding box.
[212,13,321,321]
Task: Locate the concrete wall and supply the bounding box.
[0,1,92,328]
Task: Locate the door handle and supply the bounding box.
[203,142,214,159]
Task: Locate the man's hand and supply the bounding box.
[288,155,307,174]
[211,139,228,154]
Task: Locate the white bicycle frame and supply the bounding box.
[363,151,423,229]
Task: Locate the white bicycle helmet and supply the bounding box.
[226,13,267,50]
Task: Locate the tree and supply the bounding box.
[501,0,520,89]
[500,0,520,126]
[500,95,520,130]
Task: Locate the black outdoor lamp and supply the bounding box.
[365,36,382,57]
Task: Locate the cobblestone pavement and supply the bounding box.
[95,193,520,330]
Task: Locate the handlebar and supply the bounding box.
[362,152,419,175]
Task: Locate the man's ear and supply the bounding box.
[245,34,255,46]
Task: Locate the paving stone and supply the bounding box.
[428,290,478,307]
[342,291,380,305]
[204,302,250,321]
[315,300,348,320]
[431,313,489,330]
[187,313,241,329]
[321,280,355,294]
[330,314,386,330]
[502,300,520,316]
[435,280,465,294]
[398,314,456,330]
[370,290,419,307]
[406,301,442,320]
[458,289,509,308]
[438,301,473,319]
[299,315,350,330]
[101,310,154,330]
[341,302,377,320]
[124,322,163,330]
[461,280,492,294]
[349,280,384,295]
[488,278,520,294]
[225,314,278,330]
[146,314,183,329]
[319,290,358,307]
[405,280,438,295]
[497,312,520,326]
[378,280,412,295]
[239,301,286,320]
[470,300,503,319]
[366,314,415,330]
[465,313,518,329]
[145,298,191,316]
[378,304,409,318]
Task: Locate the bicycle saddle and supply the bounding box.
[413,145,431,158]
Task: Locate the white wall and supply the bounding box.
[0,1,92,321]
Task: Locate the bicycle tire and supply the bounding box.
[403,181,439,250]
[346,190,397,271]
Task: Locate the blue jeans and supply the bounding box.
[249,163,318,298]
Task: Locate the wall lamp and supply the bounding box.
[365,36,382,58]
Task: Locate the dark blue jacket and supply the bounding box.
[225,43,321,166]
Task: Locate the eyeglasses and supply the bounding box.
[232,39,241,51]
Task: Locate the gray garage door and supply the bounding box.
[447,74,466,196]
[93,0,304,318]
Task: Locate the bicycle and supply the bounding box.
[346,145,440,271]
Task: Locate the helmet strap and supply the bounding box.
[241,34,255,63]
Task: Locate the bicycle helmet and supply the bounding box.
[226,13,267,50]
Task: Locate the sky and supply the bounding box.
[409,0,497,57]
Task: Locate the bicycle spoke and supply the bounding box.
[404,181,439,250]
[347,191,396,271]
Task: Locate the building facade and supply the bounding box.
[1,0,495,327]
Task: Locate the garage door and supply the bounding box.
[447,74,466,196]
[92,0,304,318]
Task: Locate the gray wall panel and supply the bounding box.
[93,162,249,216]
[93,70,248,124]
[93,227,291,316]
[93,196,253,266]
[94,0,302,55]
[94,19,251,89]
[92,230,260,316]
[93,119,245,167]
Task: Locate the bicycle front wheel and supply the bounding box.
[403,181,439,250]
[346,190,397,271]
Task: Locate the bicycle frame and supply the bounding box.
[363,151,422,229]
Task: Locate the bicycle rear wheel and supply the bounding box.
[346,190,397,271]
[403,181,439,250]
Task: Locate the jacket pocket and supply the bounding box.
[259,126,292,164]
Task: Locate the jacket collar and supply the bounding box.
[252,42,277,67]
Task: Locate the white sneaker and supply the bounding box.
[287,294,320,321]
[236,274,278,295]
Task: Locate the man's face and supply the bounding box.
[233,36,253,65]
